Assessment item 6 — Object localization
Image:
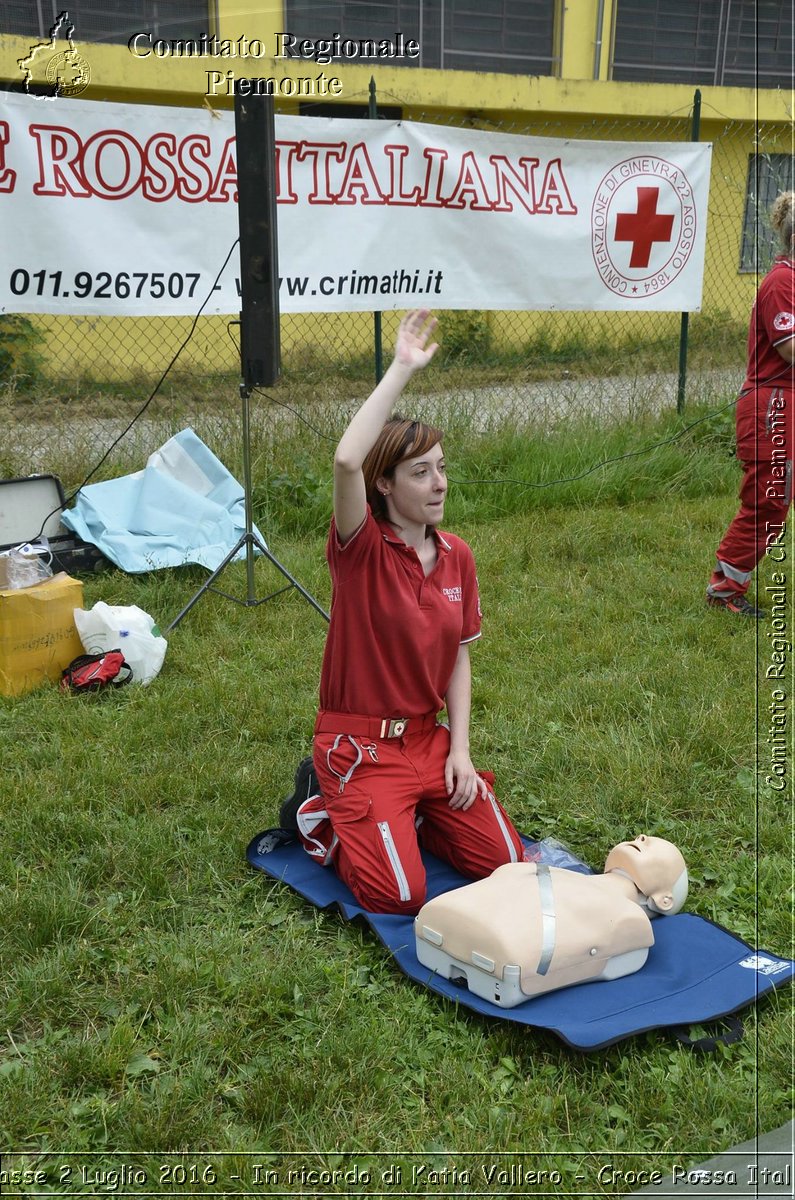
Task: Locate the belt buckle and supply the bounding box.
[380,717,408,738]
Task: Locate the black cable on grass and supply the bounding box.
[32,238,241,543]
[254,388,339,442]
[447,397,739,490]
[224,319,338,443]
[234,321,738,488]
[226,302,739,481]
[33,286,738,548]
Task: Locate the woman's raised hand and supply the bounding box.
[394,309,439,371]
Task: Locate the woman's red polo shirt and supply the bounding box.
[318,508,482,717]
[746,256,795,390]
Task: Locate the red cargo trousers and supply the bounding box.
[708,386,793,596]
[296,711,524,915]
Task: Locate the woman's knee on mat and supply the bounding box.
[355,878,426,916]
[331,811,428,914]
[455,793,523,877]
[339,854,427,915]
[417,797,521,882]
[458,830,522,878]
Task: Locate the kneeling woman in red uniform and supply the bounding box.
[707,191,795,617]
[281,309,524,914]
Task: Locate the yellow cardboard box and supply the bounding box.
[0,572,84,697]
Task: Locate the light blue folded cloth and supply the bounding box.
[62,428,266,573]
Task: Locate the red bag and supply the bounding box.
[60,650,132,693]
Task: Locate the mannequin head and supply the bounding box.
[604,834,688,915]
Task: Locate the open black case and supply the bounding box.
[0,474,109,576]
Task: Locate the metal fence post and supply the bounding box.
[677,88,702,414]
[369,76,384,384]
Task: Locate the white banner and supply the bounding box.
[0,92,712,316]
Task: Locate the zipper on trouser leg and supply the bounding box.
[486,792,519,862]
[376,821,412,903]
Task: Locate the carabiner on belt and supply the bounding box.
[326,734,363,794]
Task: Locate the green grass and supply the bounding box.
[0,407,790,1194]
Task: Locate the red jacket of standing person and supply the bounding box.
[707,192,795,618]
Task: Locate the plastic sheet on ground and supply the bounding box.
[62,428,266,573]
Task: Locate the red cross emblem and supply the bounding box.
[614,187,674,268]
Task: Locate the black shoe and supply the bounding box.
[706,592,765,619]
[279,755,320,832]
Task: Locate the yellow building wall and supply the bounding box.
[0,0,790,379]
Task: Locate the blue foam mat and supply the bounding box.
[246,834,793,1051]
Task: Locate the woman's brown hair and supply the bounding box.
[362,415,444,520]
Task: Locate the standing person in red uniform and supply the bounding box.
[707,192,795,617]
[278,309,523,914]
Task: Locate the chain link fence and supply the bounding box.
[1,92,789,487]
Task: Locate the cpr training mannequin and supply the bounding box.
[414,835,688,1007]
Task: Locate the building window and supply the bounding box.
[283,0,560,75]
[612,0,792,89]
[440,0,558,73]
[740,154,795,273]
[0,1,214,45]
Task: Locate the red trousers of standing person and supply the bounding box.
[708,386,793,597]
[295,711,524,915]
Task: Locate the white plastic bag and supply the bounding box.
[73,602,167,685]
[0,542,54,590]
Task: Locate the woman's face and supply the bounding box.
[380,442,447,528]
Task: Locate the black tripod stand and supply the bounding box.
[165,382,329,632]
[167,87,329,633]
